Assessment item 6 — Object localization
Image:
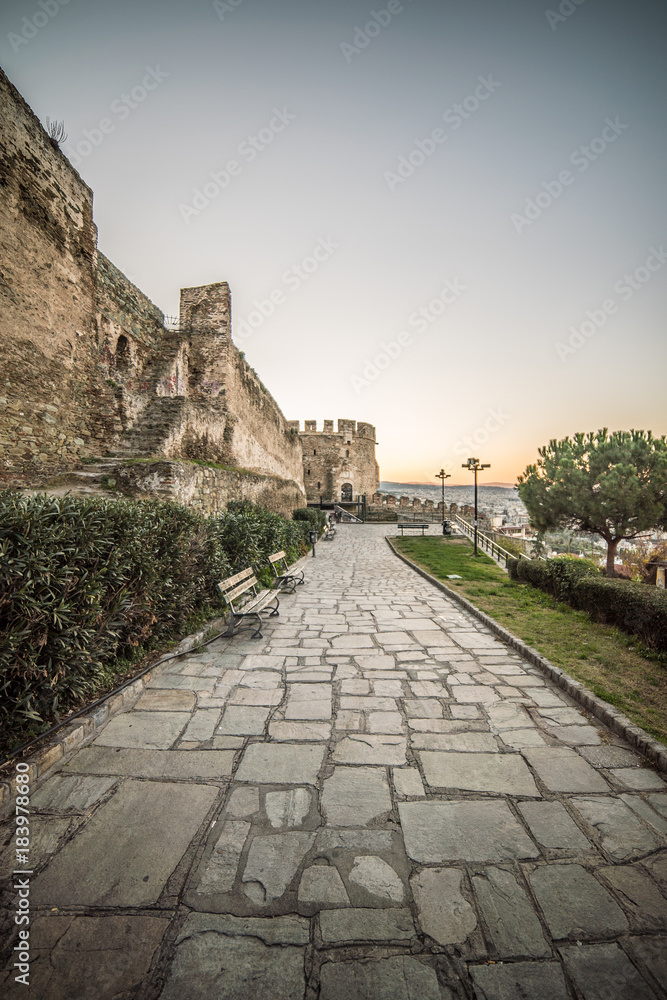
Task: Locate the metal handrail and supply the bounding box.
[451,515,531,568]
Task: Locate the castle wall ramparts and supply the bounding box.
[0,67,305,502]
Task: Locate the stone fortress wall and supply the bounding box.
[366,494,478,522]
[288,419,379,503]
[0,68,305,514]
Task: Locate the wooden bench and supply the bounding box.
[323,525,336,541]
[267,550,305,593]
[218,567,280,638]
[396,522,430,536]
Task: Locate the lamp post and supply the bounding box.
[435,468,451,533]
[461,457,490,556]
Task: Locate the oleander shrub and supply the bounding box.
[293,506,327,532]
[0,490,310,747]
[508,554,667,651]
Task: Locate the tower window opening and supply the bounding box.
[345,449,349,458]
[314,449,317,455]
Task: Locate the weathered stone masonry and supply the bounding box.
[0,68,305,514]
[289,419,379,503]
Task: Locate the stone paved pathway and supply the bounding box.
[2,524,667,999]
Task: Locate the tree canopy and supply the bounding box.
[517,429,667,576]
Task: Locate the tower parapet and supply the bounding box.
[291,419,379,503]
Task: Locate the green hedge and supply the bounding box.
[0,491,310,747]
[293,506,327,532]
[509,555,667,651]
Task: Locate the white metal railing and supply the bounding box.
[451,515,531,568]
[334,504,362,523]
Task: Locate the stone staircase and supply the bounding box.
[41,460,124,498]
[111,396,187,459]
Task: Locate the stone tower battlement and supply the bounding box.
[289,419,379,503]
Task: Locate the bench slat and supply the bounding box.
[224,579,258,604]
[244,588,281,612]
[219,566,255,592]
[269,550,286,564]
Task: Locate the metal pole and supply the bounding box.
[435,468,450,531]
[462,458,490,557]
[474,465,478,556]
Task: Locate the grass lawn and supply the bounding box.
[393,535,667,744]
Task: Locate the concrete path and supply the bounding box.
[2,524,666,999]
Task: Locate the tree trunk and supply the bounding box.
[605,537,619,577]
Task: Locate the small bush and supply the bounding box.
[293,507,327,532]
[508,554,666,650]
[569,576,667,651]
[508,554,599,600]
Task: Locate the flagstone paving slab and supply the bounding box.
[195,819,250,893]
[418,751,540,795]
[348,855,404,902]
[599,865,667,929]
[321,766,392,826]
[398,800,540,862]
[521,747,610,793]
[629,935,667,991]
[298,864,349,905]
[569,796,663,860]
[93,711,191,749]
[5,523,666,1000]
[30,774,118,812]
[318,907,416,943]
[518,800,592,850]
[62,746,235,778]
[319,956,441,1000]
[235,743,325,785]
[529,864,629,938]
[469,961,570,1000]
[410,867,477,945]
[560,943,658,1000]
[472,866,551,957]
[159,913,308,1000]
[32,780,219,906]
[332,734,407,764]
[242,831,316,902]
[0,914,170,1000]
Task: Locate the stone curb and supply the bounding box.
[0,547,313,812]
[386,536,667,773]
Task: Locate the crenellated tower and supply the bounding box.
[288,419,379,503]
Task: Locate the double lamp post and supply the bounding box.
[462,457,491,556]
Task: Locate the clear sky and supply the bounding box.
[2,0,665,484]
